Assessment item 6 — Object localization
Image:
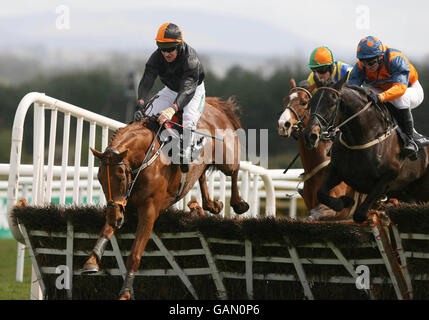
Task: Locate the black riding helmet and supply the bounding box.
[156,22,184,53]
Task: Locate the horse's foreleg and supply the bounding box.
[81,223,115,274]
[317,166,352,212]
[198,171,223,214]
[229,169,250,214]
[119,199,158,300]
[353,177,393,223]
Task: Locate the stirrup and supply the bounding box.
[180,163,189,173]
[403,141,418,161]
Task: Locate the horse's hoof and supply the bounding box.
[204,200,224,215]
[232,200,250,215]
[187,199,206,216]
[119,289,134,300]
[81,263,100,274]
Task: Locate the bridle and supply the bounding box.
[284,87,313,135]
[310,86,343,139]
[310,86,386,145]
[102,153,131,214]
[101,118,165,228]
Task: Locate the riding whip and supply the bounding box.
[283,152,300,174]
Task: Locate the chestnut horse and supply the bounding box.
[81,97,249,299]
[278,78,365,220]
[303,75,429,223]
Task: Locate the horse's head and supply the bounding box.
[303,75,348,149]
[92,147,130,229]
[278,79,315,138]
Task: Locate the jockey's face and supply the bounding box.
[361,56,381,73]
[315,70,331,83]
[161,49,178,63]
[312,65,332,84]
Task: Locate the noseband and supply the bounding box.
[102,150,131,224]
[285,87,313,134]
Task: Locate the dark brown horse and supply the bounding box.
[303,75,429,223]
[278,78,364,220]
[81,97,249,299]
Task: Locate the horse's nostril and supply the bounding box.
[285,122,291,129]
[310,133,319,144]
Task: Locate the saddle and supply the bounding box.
[144,111,206,159]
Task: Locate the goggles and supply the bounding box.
[311,65,331,74]
[360,58,379,67]
[159,45,178,53]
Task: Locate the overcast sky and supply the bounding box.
[0,0,427,63]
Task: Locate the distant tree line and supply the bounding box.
[1,63,429,168]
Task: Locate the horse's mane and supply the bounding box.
[298,80,311,89]
[345,84,369,96]
[205,96,243,130]
[109,118,151,146]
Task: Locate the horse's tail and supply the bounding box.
[205,96,243,130]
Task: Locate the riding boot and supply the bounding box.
[398,108,418,160]
[179,129,195,173]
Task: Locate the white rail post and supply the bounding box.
[16,242,25,282]
[87,122,96,205]
[33,103,45,206]
[16,182,30,282]
[290,196,297,219]
[73,117,83,204]
[60,113,71,206]
[45,108,57,203]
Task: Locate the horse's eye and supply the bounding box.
[301,100,308,106]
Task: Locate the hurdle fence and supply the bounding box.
[8,93,425,300]
[5,93,303,298]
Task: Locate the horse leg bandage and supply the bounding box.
[93,237,109,262]
[119,271,135,299]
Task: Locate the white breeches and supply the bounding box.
[369,80,424,110]
[145,82,206,128]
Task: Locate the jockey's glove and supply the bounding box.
[158,107,176,124]
[368,92,380,105]
[133,99,145,122]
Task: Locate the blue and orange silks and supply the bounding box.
[348,46,419,103]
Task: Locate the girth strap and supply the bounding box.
[339,125,397,150]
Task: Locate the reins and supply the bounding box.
[313,86,395,149]
[126,122,165,198]
[102,116,166,227]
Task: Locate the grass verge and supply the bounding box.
[0,239,32,300]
